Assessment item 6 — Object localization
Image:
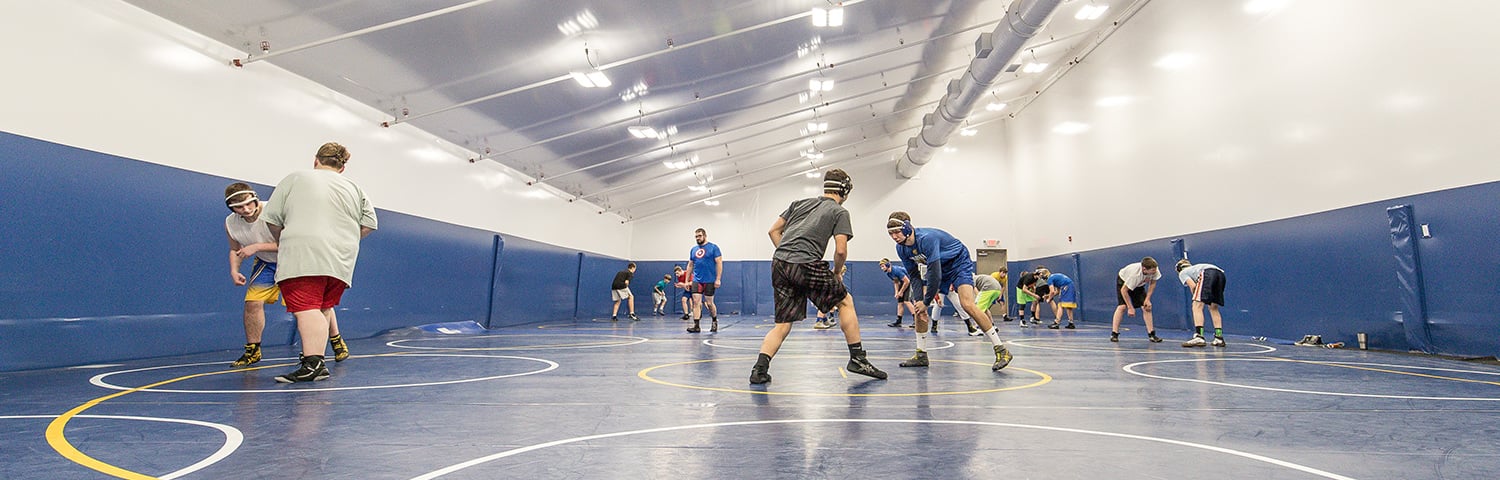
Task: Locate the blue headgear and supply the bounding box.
[887,217,913,237]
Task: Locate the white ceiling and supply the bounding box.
[123,0,1136,220]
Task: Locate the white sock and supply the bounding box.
[983,327,1003,347]
[916,332,929,351]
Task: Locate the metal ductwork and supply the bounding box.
[896,0,1063,178]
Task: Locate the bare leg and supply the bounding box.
[1142,305,1155,332]
[705,295,718,317]
[835,295,862,344]
[243,301,265,343]
[326,308,340,337]
[612,300,621,316]
[1111,305,1126,333]
[1208,304,1223,329]
[691,293,704,320]
[627,295,635,315]
[955,285,995,331]
[757,323,794,357]
[1192,301,1206,328]
[293,310,330,358]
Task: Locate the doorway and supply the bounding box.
[975,248,1008,317]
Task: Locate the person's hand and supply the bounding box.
[1142,300,1153,312]
[1126,308,1136,317]
[232,272,247,286]
[714,280,721,288]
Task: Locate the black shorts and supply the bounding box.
[692,282,717,297]
[895,282,914,302]
[1192,268,1226,306]
[1035,284,1051,297]
[772,259,848,323]
[1116,278,1147,307]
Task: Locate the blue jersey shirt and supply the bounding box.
[1048,273,1074,289]
[688,242,723,283]
[896,227,974,300]
[884,264,909,282]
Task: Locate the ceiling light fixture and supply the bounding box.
[806,122,829,133]
[808,77,835,92]
[986,102,1007,111]
[960,127,978,137]
[811,7,844,27]
[1022,62,1048,73]
[571,45,612,88]
[627,125,658,138]
[805,170,822,178]
[1075,4,1109,20]
[703,200,721,206]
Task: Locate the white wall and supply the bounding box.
[1002,0,1500,260]
[629,127,1016,262]
[0,1,631,257]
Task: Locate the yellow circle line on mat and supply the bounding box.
[638,356,1051,397]
[394,340,634,351]
[46,352,415,479]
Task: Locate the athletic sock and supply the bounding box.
[847,342,865,357]
[1195,326,1205,336]
[982,327,1003,346]
[896,315,903,322]
[755,353,772,369]
[916,332,929,351]
[1214,328,1223,338]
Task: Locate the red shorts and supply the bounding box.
[279,276,349,313]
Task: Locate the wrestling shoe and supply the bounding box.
[329,335,350,362]
[231,344,261,367]
[846,356,888,380]
[710,321,718,333]
[887,320,904,328]
[1182,335,1208,347]
[686,323,702,333]
[992,345,1013,371]
[749,366,772,385]
[1047,322,1060,329]
[1149,334,1163,343]
[1211,337,1226,347]
[274,356,330,383]
[812,320,831,329]
[1110,332,1119,343]
[1064,323,1075,329]
[629,313,639,321]
[899,351,930,367]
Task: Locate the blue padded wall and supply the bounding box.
[0,132,638,370]
[1008,180,1500,358]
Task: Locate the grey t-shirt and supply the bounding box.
[772,196,853,263]
[262,169,378,286]
[973,274,1002,292]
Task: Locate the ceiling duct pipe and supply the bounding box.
[896,0,1062,178]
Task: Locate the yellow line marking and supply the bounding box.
[639,356,1051,397]
[839,367,848,378]
[48,352,418,478]
[402,340,633,351]
[1271,358,1500,387]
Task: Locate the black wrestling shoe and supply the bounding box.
[846,356,887,380]
[274,356,329,383]
[899,351,929,367]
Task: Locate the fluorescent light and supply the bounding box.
[587,70,611,87]
[960,128,978,136]
[1052,121,1091,135]
[986,102,1007,111]
[627,125,658,138]
[809,78,835,92]
[703,200,720,206]
[811,7,843,27]
[802,149,824,160]
[806,122,828,133]
[688,185,709,192]
[1154,53,1196,70]
[805,170,822,178]
[1022,63,1048,73]
[570,70,611,88]
[943,147,958,153]
[570,71,594,87]
[1075,4,1109,20]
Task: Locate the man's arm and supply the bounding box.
[1143,279,1157,308]
[714,255,723,287]
[832,234,849,277]
[1120,281,1135,310]
[894,276,908,297]
[768,217,786,247]
[227,228,246,285]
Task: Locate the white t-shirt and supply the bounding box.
[1177,263,1222,286]
[1118,263,1161,290]
[225,203,278,263]
[262,169,378,285]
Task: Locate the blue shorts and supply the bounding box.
[244,259,281,304]
[1053,285,1077,307]
[937,258,977,297]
